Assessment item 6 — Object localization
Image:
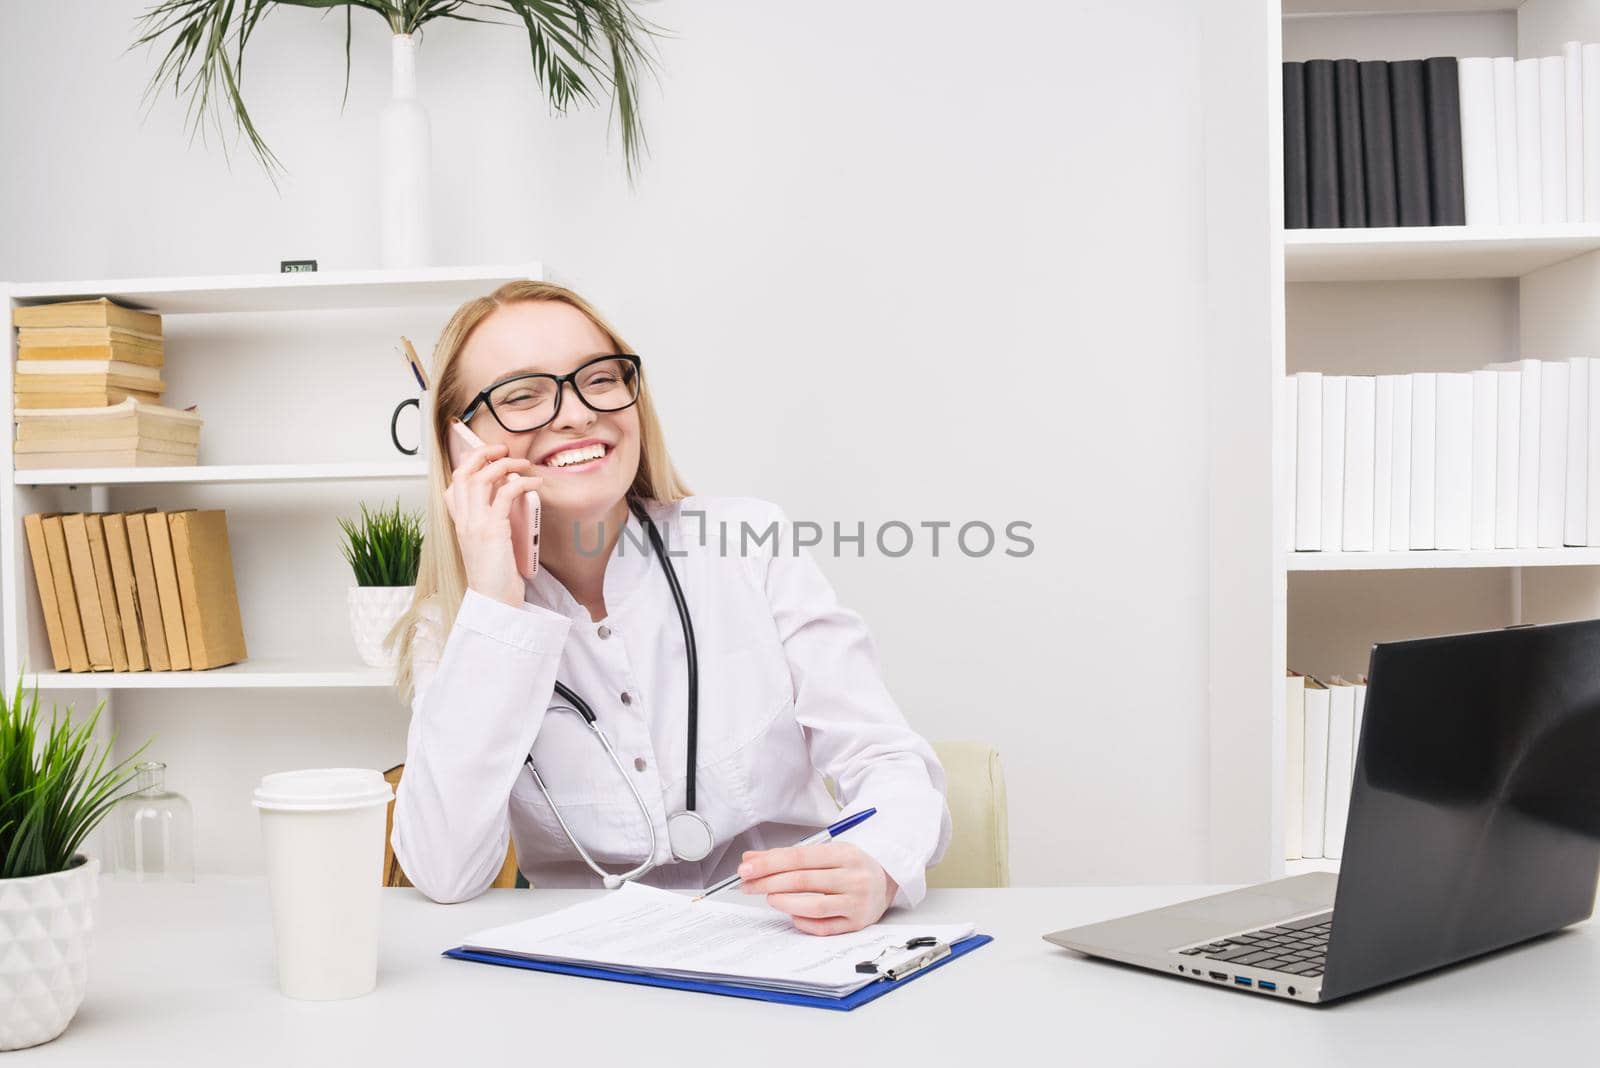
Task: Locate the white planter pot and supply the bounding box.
[379,33,433,268]
[0,855,99,1051]
[348,586,415,668]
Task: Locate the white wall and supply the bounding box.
[0,0,1212,885]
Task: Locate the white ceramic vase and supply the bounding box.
[0,855,100,1051]
[379,33,433,268]
[348,586,415,668]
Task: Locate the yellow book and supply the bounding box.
[16,339,164,369]
[14,437,198,456]
[61,514,112,670]
[16,359,164,383]
[169,510,248,670]
[15,449,197,470]
[102,514,148,672]
[14,374,165,394]
[145,511,190,670]
[84,516,129,672]
[14,397,201,443]
[40,516,89,672]
[15,388,162,409]
[12,297,162,336]
[124,509,170,671]
[22,514,71,671]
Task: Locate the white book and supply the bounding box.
[1496,369,1521,548]
[1390,375,1414,552]
[1567,42,1586,222]
[1517,57,1545,224]
[1323,683,1357,860]
[1285,674,1306,862]
[1460,57,1501,224]
[1301,681,1330,861]
[1589,361,1600,546]
[1471,369,1499,551]
[1513,360,1542,548]
[1586,44,1600,222]
[1284,376,1298,553]
[1540,360,1570,548]
[1322,376,1347,553]
[1542,56,1569,224]
[1494,57,1521,224]
[1343,377,1376,552]
[1434,372,1473,550]
[1410,373,1437,550]
[1568,358,1591,546]
[1373,376,1396,553]
[1353,683,1367,759]
[1295,372,1323,552]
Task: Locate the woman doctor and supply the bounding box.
[389,281,951,934]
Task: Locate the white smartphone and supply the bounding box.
[447,420,540,580]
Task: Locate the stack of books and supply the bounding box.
[21,509,247,672]
[1284,43,1600,228]
[1284,673,1365,862]
[13,297,167,409]
[1287,359,1600,553]
[12,396,202,470]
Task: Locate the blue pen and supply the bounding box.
[692,808,878,902]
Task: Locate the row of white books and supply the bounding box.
[1459,45,1600,225]
[1286,359,1600,552]
[1284,674,1364,862]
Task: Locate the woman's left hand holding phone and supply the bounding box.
[444,420,543,607]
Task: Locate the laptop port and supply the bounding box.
[1258,980,1278,992]
[1234,977,1252,987]
[1208,971,1228,982]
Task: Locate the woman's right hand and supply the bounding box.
[444,441,543,607]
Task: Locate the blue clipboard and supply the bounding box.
[442,933,993,1011]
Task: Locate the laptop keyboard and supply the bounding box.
[1176,912,1331,977]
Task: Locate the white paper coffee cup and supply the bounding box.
[253,768,394,1000]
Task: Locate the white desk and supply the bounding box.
[14,879,1600,1066]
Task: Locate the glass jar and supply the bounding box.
[110,761,195,882]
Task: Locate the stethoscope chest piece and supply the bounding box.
[667,809,715,863]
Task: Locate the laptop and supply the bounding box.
[1044,618,1600,1004]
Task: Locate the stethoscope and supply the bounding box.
[522,498,712,888]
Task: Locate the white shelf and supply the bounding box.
[23,656,395,690]
[5,262,543,314]
[13,460,427,487]
[1285,858,1341,876]
[1285,226,1600,282]
[1288,548,1600,570]
[1283,0,1518,14]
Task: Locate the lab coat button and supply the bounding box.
[634,757,647,772]
[620,691,633,705]
[597,625,612,639]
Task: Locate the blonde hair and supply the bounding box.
[388,280,691,706]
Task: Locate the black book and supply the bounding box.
[1334,59,1367,228]
[1359,61,1399,227]
[1304,59,1341,228]
[1389,60,1432,227]
[1285,62,1310,229]
[1423,56,1466,226]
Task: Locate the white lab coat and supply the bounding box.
[390,494,951,907]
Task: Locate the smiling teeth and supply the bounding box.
[549,444,606,467]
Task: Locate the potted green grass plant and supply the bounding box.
[0,676,149,1050]
[339,500,425,668]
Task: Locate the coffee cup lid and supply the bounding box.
[252,768,394,812]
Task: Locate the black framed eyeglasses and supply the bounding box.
[460,354,643,433]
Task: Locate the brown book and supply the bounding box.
[12,297,162,336]
[60,515,112,670]
[22,514,70,671]
[15,388,163,409]
[39,516,89,672]
[168,510,247,670]
[16,339,164,368]
[83,516,129,672]
[124,510,170,671]
[15,449,197,470]
[145,511,190,670]
[14,397,201,443]
[101,514,148,672]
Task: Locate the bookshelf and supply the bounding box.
[1,263,542,695]
[1232,0,1600,879]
